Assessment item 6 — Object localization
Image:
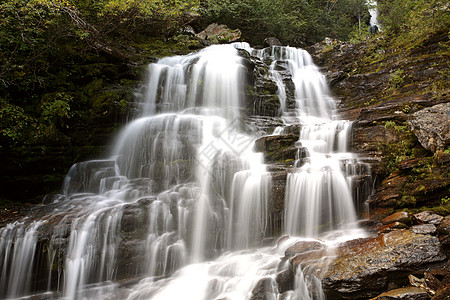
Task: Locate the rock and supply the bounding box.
[264,37,282,47]
[381,211,410,225]
[196,23,241,44]
[291,230,446,299]
[424,272,442,292]
[398,158,431,171]
[409,274,435,295]
[63,160,117,194]
[254,134,302,164]
[284,240,324,257]
[407,103,450,153]
[437,215,450,234]
[370,287,430,300]
[251,277,277,300]
[432,285,450,300]
[378,222,408,233]
[369,172,408,207]
[326,70,346,86]
[413,211,444,225]
[411,224,437,235]
[276,268,294,294]
[182,25,196,36]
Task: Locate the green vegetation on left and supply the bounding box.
[0,0,200,203]
[0,0,200,148]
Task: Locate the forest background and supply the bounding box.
[0,0,448,203]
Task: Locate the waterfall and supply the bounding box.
[0,222,41,299]
[235,45,363,237]
[0,42,372,299]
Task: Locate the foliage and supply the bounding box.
[200,0,369,46]
[0,0,201,151]
[389,69,406,89]
[0,100,34,147]
[94,0,200,37]
[378,121,417,175]
[378,0,450,36]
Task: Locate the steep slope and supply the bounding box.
[308,30,449,212]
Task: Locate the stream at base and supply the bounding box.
[0,43,372,299]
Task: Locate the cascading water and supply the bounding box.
[368,0,380,29]
[0,42,372,299]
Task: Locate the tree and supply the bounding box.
[200,0,369,46]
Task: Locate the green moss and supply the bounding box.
[396,195,417,208]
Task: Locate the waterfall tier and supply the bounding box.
[0,42,372,299]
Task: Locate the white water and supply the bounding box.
[0,43,371,299]
[368,0,380,29]
[236,45,363,237]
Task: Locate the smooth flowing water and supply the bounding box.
[0,43,371,299]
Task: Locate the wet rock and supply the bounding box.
[369,171,408,207]
[398,158,431,171]
[276,267,294,294]
[409,274,434,294]
[378,222,408,233]
[243,116,285,136]
[407,103,450,152]
[64,160,117,194]
[437,216,450,235]
[413,211,444,225]
[267,171,287,236]
[284,241,324,258]
[381,211,410,225]
[291,230,446,299]
[370,287,430,300]
[433,285,450,300]
[196,23,241,44]
[251,277,277,300]
[424,272,442,292]
[411,224,437,235]
[254,134,301,164]
[116,239,147,279]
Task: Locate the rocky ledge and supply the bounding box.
[272,210,450,299]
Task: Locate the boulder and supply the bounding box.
[413,211,444,225]
[290,230,446,299]
[370,287,430,300]
[196,23,241,44]
[381,211,410,225]
[378,222,408,234]
[407,103,450,152]
[276,267,294,294]
[411,224,437,235]
[284,240,325,258]
[264,37,282,47]
[251,277,277,300]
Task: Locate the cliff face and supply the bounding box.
[307,31,449,212]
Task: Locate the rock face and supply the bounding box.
[305,30,450,212]
[407,103,450,152]
[289,230,447,299]
[306,31,448,169]
[196,23,241,44]
[254,134,302,164]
